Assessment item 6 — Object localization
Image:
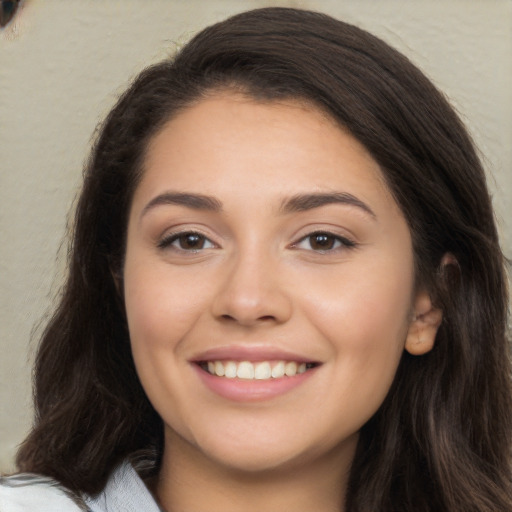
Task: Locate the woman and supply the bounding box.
[1,7,510,512]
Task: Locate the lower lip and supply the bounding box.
[192,364,318,402]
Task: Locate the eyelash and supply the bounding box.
[157,231,215,252]
[292,231,357,253]
[157,230,356,253]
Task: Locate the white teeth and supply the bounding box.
[271,361,285,378]
[214,361,225,377]
[205,360,314,380]
[285,361,298,376]
[237,361,254,379]
[254,362,271,380]
[224,361,237,379]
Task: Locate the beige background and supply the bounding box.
[1,0,511,472]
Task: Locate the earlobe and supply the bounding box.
[405,291,443,356]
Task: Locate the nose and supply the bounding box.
[210,250,293,327]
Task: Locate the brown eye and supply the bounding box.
[158,232,215,251]
[177,233,207,250]
[294,231,356,252]
[309,233,336,250]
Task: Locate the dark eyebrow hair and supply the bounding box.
[141,192,223,217]
[280,192,376,218]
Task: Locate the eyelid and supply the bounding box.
[291,230,357,252]
[157,228,218,251]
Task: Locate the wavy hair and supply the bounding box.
[17,7,511,511]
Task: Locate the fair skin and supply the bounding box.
[123,93,442,512]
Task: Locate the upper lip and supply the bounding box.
[190,345,320,363]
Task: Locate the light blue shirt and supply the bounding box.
[0,462,162,512]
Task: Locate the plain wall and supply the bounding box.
[1,0,511,472]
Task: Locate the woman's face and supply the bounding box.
[123,93,434,474]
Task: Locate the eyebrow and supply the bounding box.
[141,192,223,217]
[280,192,376,218]
[141,190,376,220]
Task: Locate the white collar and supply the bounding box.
[85,461,162,512]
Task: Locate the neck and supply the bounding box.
[154,430,356,512]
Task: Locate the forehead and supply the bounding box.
[134,93,397,216]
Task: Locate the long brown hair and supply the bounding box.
[17,7,511,511]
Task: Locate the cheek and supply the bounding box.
[122,262,217,425]
[298,255,413,387]
[122,261,215,428]
[123,260,213,353]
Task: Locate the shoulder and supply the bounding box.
[84,461,161,512]
[0,474,86,512]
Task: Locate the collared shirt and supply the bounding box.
[0,462,163,512]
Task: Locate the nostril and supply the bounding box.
[218,313,277,324]
[212,285,292,326]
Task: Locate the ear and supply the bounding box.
[405,253,457,355]
[405,290,443,356]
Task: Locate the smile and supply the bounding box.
[201,360,318,380]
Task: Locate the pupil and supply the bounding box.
[181,234,202,249]
[312,234,333,250]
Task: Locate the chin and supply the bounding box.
[183,424,357,476]
[204,448,309,476]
